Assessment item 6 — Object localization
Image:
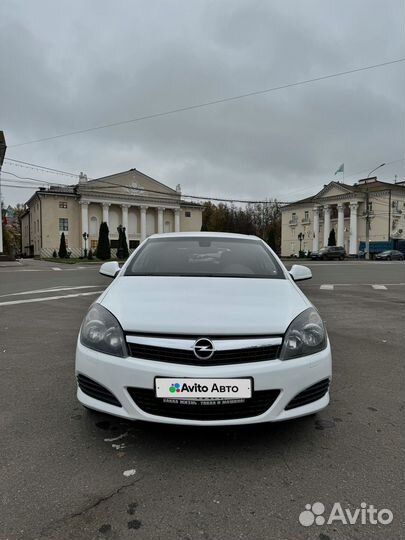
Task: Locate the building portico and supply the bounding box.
[21,167,203,258]
[281,178,405,257]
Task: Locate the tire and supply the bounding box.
[387,256,391,261]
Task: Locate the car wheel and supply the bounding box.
[339,256,343,260]
[387,256,391,261]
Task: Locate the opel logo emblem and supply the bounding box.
[193,338,215,360]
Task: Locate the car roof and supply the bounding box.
[146,232,261,241]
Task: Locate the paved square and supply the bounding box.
[0,259,404,540]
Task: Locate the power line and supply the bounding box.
[9,57,405,148]
[4,158,80,178]
[1,183,49,190]
[2,170,53,185]
[3,158,404,206]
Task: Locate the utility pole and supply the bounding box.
[365,163,385,259]
[0,131,7,254]
[388,189,391,241]
[365,190,370,259]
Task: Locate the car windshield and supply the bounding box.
[125,237,284,278]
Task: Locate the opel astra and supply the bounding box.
[75,233,332,425]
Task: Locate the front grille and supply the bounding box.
[285,379,330,410]
[127,343,280,366]
[127,387,280,420]
[77,374,122,407]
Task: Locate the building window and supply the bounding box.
[129,240,140,249]
[90,216,98,235]
[185,211,191,218]
[368,202,373,212]
[291,212,297,223]
[59,201,68,208]
[304,211,309,221]
[59,218,69,231]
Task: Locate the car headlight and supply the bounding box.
[80,303,127,357]
[280,307,327,360]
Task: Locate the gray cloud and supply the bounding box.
[0,0,404,206]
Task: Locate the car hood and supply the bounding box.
[100,276,310,335]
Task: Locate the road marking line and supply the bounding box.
[0,285,101,299]
[0,291,103,306]
[372,284,387,290]
[320,284,334,290]
[52,267,62,271]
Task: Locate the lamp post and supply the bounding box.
[82,232,88,258]
[116,225,123,259]
[298,232,304,254]
[0,131,7,255]
[365,163,386,259]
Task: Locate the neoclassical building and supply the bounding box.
[281,177,405,256]
[21,168,202,257]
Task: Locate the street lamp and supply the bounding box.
[82,232,89,257]
[116,225,124,259]
[298,232,304,254]
[0,131,7,255]
[365,163,386,259]
[367,163,386,178]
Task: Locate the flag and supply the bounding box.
[334,163,344,175]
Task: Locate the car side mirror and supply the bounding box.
[289,264,312,282]
[99,261,121,278]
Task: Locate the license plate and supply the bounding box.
[155,378,252,400]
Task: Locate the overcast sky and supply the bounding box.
[1,0,404,206]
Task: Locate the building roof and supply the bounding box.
[283,178,405,209]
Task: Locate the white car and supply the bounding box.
[76,233,332,426]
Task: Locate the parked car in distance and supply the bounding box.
[311,246,346,260]
[76,233,332,426]
[375,250,404,261]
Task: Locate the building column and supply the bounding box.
[157,207,164,233]
[140,206,147,241]
[174,209,180,232]
[337,203,345,247]
[349,202,358,255]
[121,204,130,234]
[323,205,331,247]
[102,203,110,227]
[312,206,319,252]
[79,201,89,250]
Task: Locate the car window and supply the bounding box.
[125,237,285,278]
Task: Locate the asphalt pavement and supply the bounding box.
[0,259,404,540]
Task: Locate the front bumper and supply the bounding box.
[75,340,332,426]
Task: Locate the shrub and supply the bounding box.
[96,222,111,260]
[58,233,67,258]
